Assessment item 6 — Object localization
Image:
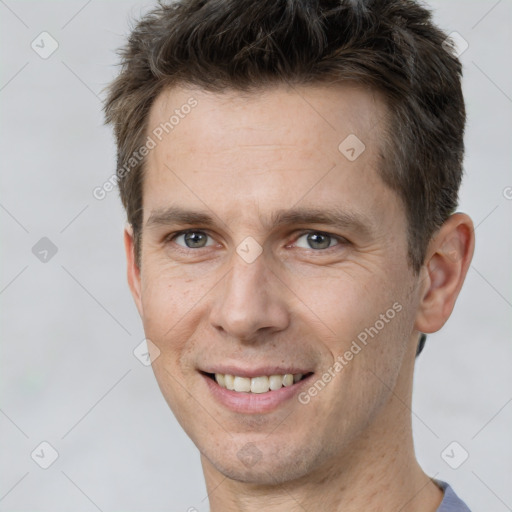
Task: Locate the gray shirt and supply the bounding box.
[436,480,471,511]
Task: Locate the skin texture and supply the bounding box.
[124,83,475,511]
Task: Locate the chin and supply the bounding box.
[202,442,316,485]
[217,461,308,486]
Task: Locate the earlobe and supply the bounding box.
[124,223,144,318]
[414,213,475,334]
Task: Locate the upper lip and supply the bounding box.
[200,365,314,378]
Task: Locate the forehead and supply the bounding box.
[147,82,388,155]
[143,83,401,235]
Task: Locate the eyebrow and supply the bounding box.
[146,205,374,237]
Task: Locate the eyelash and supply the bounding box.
[164,229,348,252]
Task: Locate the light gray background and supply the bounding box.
[1,0,511,510]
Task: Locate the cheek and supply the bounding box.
[140,259,203,322]
[150,359,201,438]
[139,272,203,420]
[287,271,395,348]
[294,269,413,413]
[316,299,413,438]
[139,269,199,359]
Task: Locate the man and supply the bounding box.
[105,0,474,509]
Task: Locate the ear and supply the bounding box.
[414,213,475,334]
[124,223,143,318]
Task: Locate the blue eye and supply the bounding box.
[294,231,340,250]
[173,231,214,248]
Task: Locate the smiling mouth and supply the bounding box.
[203,372,313,393]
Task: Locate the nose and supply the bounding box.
[209,251,290,343]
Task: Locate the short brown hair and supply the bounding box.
[104,0,465,272]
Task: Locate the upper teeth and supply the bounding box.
[215,373,303,393]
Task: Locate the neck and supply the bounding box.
[202,348,444,511]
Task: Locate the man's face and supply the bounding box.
[128,84,423,483]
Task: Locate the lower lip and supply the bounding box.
[202,373,313,414]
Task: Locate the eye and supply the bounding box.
[294,231,341,250]
[172,230,215,249]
